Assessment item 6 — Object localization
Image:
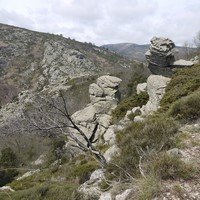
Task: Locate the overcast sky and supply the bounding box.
[0,0,200,46]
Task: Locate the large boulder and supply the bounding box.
[172,59,194,67]
[78,169,105,200]
[136,82,147,94]
[141,75,171,115]
[97,75,122,88]
[145,37,176,76]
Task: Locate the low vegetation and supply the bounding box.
[160,64,200,110]
[112,91,148,122]
[1,61,200,199]
[102,64,200,199]
[168,90,200,121]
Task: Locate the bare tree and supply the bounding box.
[193,30,200,49]
[11,92,107,168]
[183,41,193,59]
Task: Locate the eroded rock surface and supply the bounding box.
[71,75,122,146]
[145,37,175,75]
[141,75,171,115]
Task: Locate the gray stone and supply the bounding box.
[124,110,133,121]
[78,185,102,200]
[136,83,147,94]
[104,126,116,146]
[134,115,145,122]
[172,59,194,67]
[97,75,122,88]
[72,105,96,124]
[17,169,40,180]
[142,75,171,115]
[115,189,135,200]
[89,83,104,97]
[89,169,105,183]
[97,114,112,128]
[190,56,199,64]
[145,37,175,75]
[99,192,112,200]
[0,186,15,192]
[104,145,120,163]
[167,148,181,156]
[32,154,45,166]
[93,100,117,115]
[78,169,105,200]
[124,106,141,121]
[132,106,141,113]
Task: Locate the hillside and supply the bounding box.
[102,43,196,61]
[0,23,149,106]
[0,25,199,200]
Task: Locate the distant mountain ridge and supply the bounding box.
[102,43,149,61]
[102,42,195,61]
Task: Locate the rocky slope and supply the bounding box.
[0,23,148,106]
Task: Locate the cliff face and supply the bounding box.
[0,23,148,106]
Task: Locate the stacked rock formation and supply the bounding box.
[145,37,176,76]
[145,36,196,76]
[71,75,122,145]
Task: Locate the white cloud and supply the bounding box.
[0,0,200,46]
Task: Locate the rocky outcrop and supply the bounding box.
[136,82,147,94]
[142,75,171,115]
[172,59,194,67]
[71,75,122,146]
[145,36,197,76]
[124,75,171,122]
[145,37,175,75]
[140,75,171,115]
[78,169,105,200]
[0,23,143,108]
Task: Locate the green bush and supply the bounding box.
[0,184,78,200]
[160,64,200,110]
[0,169,19,187]
[112,91,148,122]
[0,147,19,186]
[168,91,200,121]
[149,153,198,180]
[0,147,18,168]
[136,175,161,200]
[107,116,178,179]
[72,161,98,184]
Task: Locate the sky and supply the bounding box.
[0,0,200,46]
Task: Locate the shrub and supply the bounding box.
[0,169,19,187]
[72,161,98,184]
[0,147,18,168]
[0,184,78,200]
[112,91,148,122]
[136,175,161,200]
[149,153,198,180]
[107,116,178,179]
[160,64,200,110]
[168,91,200,121]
